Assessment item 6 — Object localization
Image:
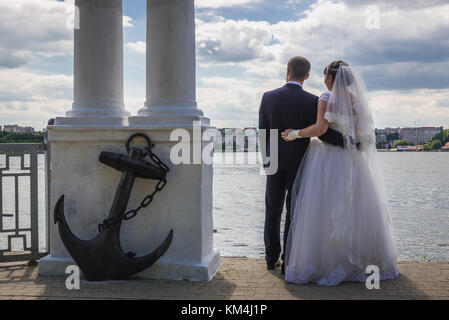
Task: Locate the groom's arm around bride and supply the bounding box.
[258,56,344,272]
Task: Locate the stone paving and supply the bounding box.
[0,258,448,300]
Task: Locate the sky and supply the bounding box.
[1,0,449,131]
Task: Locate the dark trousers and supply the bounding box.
[264,169,296,265]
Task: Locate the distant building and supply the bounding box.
[376,134,387,144]
[2,124,35,134]
[214,128,259,152]
[385,127,400,135]
[399,127,443,145]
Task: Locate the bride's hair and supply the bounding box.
[324,60,354,85]
[324,60,348,79]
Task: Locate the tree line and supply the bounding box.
[0,131,44,144]
[392,129,449,151]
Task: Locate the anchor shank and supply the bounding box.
[107,149,140,220]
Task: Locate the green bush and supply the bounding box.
[432,129,449,144]
[394,140,414,148]
[430,139,442,150]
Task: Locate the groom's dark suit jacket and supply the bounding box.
[259,83,344,174]
[259,83,344,264]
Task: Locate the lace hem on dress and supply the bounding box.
[285,264,399,287]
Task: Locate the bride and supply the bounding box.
[281,60,399,286]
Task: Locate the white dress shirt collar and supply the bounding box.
[287,81,302,87]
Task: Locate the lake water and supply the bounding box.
[1,152,448,261]
[213,152,449,261]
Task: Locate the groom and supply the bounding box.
[258,56,344,273]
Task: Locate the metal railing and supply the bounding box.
[0,142,49,262]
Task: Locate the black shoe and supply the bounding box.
[281,262,285,275]
[267,260,281,270]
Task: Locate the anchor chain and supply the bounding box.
[98,147,170,233]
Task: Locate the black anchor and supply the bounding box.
[54,133,173,281]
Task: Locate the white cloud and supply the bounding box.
[126,41,146,54]
[0,0,136,68]
[198,76,280,128]
[0,69,72,129]
[370,89,449,128]
[196,0,263,9]
[193,0,449,128]
[0,69,72,102]
[0,47,31,69]
[269,0,449,68]
[195,0,449,83]
[128,18,276,62]
[0,0,74,68]
[197,77,449,129]
[0,0,137,128]
[343,0,448,10]
[123,16,134,28]
[196,18,274,63]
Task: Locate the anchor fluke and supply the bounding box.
[54,195,93,256]
[54,194,64,224]
[133,229,174,269]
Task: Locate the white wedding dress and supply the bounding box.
[285,67,399,286]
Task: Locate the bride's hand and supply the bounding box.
[282,129,295,141]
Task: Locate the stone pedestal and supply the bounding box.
[39,126,220,281]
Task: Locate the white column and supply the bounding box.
[129,0,207,126]
[56,0,130,126]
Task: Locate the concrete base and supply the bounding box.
[38,250,221,281]
[38,256,74,278]
[38,124,220,282]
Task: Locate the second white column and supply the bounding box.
[129,0,206,126]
